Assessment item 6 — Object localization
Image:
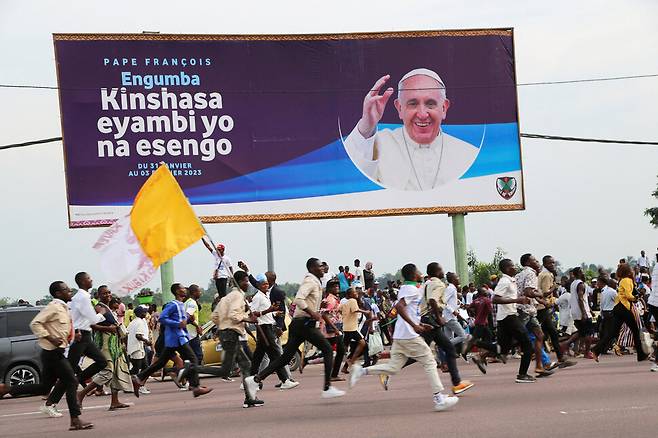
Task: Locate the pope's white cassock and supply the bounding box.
[344,125,479,191]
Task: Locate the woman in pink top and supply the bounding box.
[320,280,346,381]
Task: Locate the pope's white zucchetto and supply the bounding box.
[398,68,445,93]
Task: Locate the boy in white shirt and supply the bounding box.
[348,263,458,412]
[127,306,152,394]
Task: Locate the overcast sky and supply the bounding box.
[1,0,657,302]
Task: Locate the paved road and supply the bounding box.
[1,355,657,437]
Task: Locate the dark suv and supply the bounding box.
[0,306,43,386]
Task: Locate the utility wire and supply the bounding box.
[0,73,657,93]
[520,133,658,145]
[2,133,658,151]
[0,137,62,150]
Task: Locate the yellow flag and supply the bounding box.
[130,165,204,267]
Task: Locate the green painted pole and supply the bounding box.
[450,213,469,284]
[160,259,175,303]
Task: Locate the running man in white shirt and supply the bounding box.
[46,272,108,412]
[127,306,152,394]
[349,263,459,412]
[492,259,535,383]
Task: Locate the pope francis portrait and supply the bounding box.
[343,68,479,191]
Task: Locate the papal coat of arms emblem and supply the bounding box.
[496,177,517,200]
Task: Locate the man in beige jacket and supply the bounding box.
[201,271,262,408]
[245,258,345,399]
[0,281,94,431]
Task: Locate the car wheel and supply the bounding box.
[6,364,40,386]
[288,351,301,372]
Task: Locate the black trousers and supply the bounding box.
[130,357,148,375]
[215,278,228,299]
[327,334,345,378]
[258,318,333,390]
[593,303,646,360]
[497,315,533,376]
[11,348,81,418]
[138,342,200,387]
[598,310,615,353]
[188,336,204,364]
[537,308,564,361]
[403,324,462,386]
[48,331,107,405]
[251,324,289,382]
[196,329,252,399]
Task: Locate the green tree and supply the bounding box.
[278,282,301,298]
[376,270,402,287]
[645,176,658,228]
[469,247,507,287]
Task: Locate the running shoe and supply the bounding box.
[546,361,560,371]
[280,379,300,390]
[650,364,658,372]
[558,360,577,368]
[452,380,474,395]
[138,387,151,395]
[515,374,536,383]
[379,374,389,391]
[40,404,63,418]
[349,364,366,389]
[433,393,459,411]
[221,377,234,383]
[535,368,554,378]
[242,398,265,408]
[321,386,346,399]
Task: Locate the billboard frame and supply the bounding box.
[53,28,524,227]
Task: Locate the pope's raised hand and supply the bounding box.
[357,75,395,138]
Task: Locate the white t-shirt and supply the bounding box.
[214,254,233,278]
[493,274,518,321]
[354,267,364,285]
[250,291,276,325]
[465,291,475,305]
[638,256,650,268]
[184,299,200,338]
[569,279,592,320]
[321,272,336,289]
[557,292,572,327]
[650,264,658,307]
[127,317,149,359]
[393,284,422,340]
[442,284,459,321]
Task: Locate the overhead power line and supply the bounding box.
[2,134,657,151]
[0,73,656,92]
[0,137,62,150]
[519,133,658,145]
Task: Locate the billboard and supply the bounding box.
[54,30,524,228]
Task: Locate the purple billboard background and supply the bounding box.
[54,31,519,222]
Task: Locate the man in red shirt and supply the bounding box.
[469,287,506,374]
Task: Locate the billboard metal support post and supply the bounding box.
[266,221,274,272]
[450,213,469,284]
[160,259,175,303]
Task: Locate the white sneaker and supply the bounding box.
[650,364,658,372]
[321,386,346,399]
[349,364,366,389]
[433,393,459,412]
[280,379,300,390]
[40,404,63,418]
[244,376,260,400]
[178,383,189,391]
[139,386,151,395]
